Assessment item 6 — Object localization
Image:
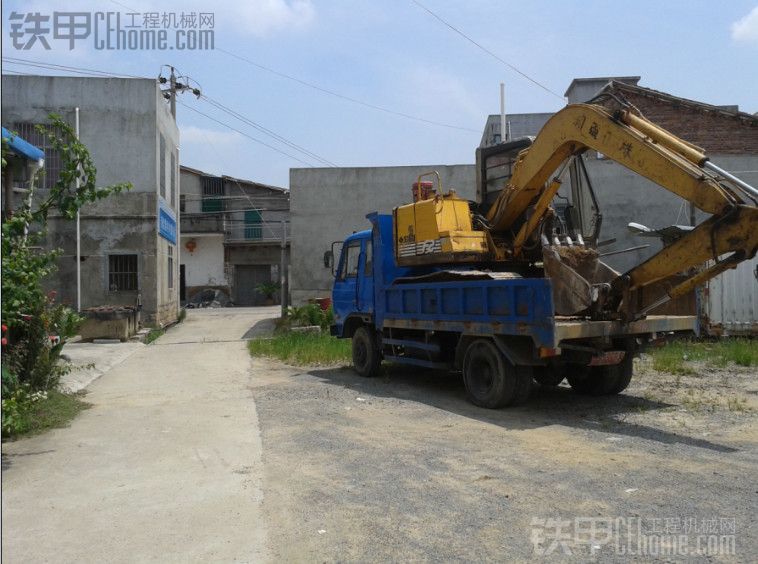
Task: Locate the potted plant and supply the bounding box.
[256,281,281,306]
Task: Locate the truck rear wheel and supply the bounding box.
[352,326,381,378]
[566,354,633,396]
[463,339,531,408]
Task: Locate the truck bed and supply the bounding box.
[377,278,697,348]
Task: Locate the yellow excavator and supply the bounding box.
[393,102,758,322]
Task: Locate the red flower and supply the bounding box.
[1,338,7,346]
[1,324,7,333]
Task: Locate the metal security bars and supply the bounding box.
[201,176,223,212]
[108,254,138,291]
[12,122,62,189]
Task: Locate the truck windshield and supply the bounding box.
[340,241,361,279]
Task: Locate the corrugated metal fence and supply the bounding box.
[703,255,758,336]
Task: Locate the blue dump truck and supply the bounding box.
[328,104,758,409]
[330,213,696,408]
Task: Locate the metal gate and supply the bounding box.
[234,265,272,306]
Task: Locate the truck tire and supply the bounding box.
[463,339,531,408]
[566,355,633,396]
[352,326,381,378]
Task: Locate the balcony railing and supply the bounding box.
[225,221,289,243]
[180,214,224,234]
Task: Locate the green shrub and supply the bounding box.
[256,281,281,300]
[286,304,334,331]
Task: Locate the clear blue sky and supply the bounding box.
[3,0,757,187]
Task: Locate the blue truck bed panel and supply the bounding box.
[380,278,556,348]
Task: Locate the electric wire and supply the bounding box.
[3,57,338,167]
[215,47,481,133]
[177,99,317,167]
[409,0,564,101]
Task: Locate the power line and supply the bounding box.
[201,96,338,167]
[216,47,481,133]
[177,100,317,167]
[2,56,147,79]
[409,0,564,101]
[2,57,324,168]
[4,57,337,167]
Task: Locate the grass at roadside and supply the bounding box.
[248,331,351,366]
[145,328,165,344]
[3,391,91,440]
[649,338,757,374]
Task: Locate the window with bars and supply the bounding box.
[12,122,62,190]
[170,151,176,207]
[159,134,166,198]
[201,176,223,212]
[108,255,138,291]
[167,246,174,289]
[179,194,186,213]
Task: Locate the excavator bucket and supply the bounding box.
[543,246,619,316]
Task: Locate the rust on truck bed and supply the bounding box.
[554,315,697,345]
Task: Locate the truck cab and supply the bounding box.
[332,229,374,336]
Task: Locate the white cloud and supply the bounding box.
[731,6,758,43]
[180,125,242,146]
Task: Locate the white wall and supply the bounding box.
[180,234,227,287]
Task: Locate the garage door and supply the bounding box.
[235,265,272,306]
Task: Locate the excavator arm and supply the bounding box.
[484,103,758,319]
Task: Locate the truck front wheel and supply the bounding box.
[463,339,531,408]
[352,326,381,378]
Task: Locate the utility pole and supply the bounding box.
[159,65,201,121]
[280,220,289,317]
[75,107,81,312]
[500,82,506,143]
[169,66,177,119]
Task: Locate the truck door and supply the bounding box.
[357,238,374,314]
[333,239,361,310]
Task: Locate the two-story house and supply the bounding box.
[179,166,290,306]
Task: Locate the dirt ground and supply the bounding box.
[250,354,757,562]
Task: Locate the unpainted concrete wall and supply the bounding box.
[289,164,475,303]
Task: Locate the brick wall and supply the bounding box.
[604,88,758,154]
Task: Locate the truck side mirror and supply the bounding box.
[323,250,333,269]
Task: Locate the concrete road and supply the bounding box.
[2,307,278,563]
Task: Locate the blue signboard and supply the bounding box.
[158,198,177,244]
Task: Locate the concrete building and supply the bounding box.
[1,75,180,326]
[179,166,289,306]
[289,165,474,304]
